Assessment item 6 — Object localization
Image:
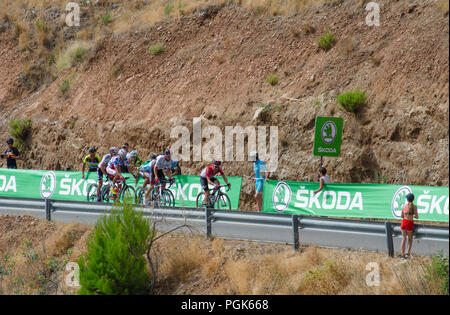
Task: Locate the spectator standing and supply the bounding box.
[400,193,419,259]
[1,138,21,169]
[250,151,269,212]
[82,147,101,179]
[313,167,330,195]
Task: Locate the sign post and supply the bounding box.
[313,116,344,168]
[40,171,56,220]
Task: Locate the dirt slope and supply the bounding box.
[0,0,448,211]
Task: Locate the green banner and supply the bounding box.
[0,169,242,209]
[263,180,449,222]
[313,116,343,157]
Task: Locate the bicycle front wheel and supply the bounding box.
[215,193,232,210]
[87,184,98,202]
[120,186,136,204]
[161,189,175,207]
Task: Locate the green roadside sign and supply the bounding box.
[313,116,343,157]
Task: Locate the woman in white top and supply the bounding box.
[314,167,330,195]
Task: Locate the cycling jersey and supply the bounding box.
[107,155,129,171]
[99,154,113,169]
[4,146,20,169]
[155,155,172,170]
[201,165,224,179]
[83,154,101,171]
[140,159,156,173]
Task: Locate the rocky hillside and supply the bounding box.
[0,0,448,211]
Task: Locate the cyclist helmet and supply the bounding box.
[88,147,96,153]
[150,153,157,160]
[406,193,414,203]
[6,137,13,145]
[164,149,171,156]
[109,146,119,155]
[213,160,221,166]
[118,148,127,159]
[128,150,138,158]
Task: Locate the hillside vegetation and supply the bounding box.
[0,0,448,211]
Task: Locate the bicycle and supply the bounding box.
[196,185,232,210]
[99,176,137,204]
[142,179,175,208]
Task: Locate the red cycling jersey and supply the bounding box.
[201,165,224,178]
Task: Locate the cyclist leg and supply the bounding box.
[96,168,104,201]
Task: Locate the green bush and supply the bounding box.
[266,74,278,86]
[336,89,367,112]
[9,119,32,150]
[100,12,112,25]
[164,3,174,16]
[71,47,88,63]
[318,30,335,51]
[148,43,165,55]
[425,253,449,295]
[60,79,70,95]
[78,200,154,295]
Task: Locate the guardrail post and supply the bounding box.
[385,222,394,257]
[292,215,299,251]
[45,199,52,221]
[205,208,212,239]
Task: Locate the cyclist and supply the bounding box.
[82,147,101,180]
[154,149,175,188]
[169,158,182,176]
[120,143,130,173]
[200,160,231,206]
[137,153,157,186]
[126,150,144,181]
[141,154,159,205]
[95,146,119,202]
[106,148,129,196]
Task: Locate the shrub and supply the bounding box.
[266,74,279,86]
[100,12,112,24]
[9,119,32,150]
[148,43,164,55]
[373,171,388,184]
[72,47,88,63]
[56,41,92,71]
[164,3,174,16]
[77,200,154,295]
[336,89,367,112]
[318,30,335,51]
[60,79,70,95]
[425,252,449,295]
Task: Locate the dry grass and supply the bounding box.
[0,215,445,295]
[339,37,357,57]
[436,0,449,16]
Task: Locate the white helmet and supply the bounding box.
[109,147,119,155]
[118,148,127,159]
[127,150,138,159]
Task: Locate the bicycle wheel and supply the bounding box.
[102,184,112,203]
[162,189,175,207]
[87,184,98,202]
[136,186,145,205]
[120,185,136,204]
[215,193,232,210]
[196,192,206,208]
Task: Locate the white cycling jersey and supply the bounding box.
[99,154,112,169]
[155,155,172,170]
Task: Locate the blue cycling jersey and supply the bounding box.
[108,155,129,170]
[254,160,268,183]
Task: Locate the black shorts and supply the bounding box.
[156,169,165,183]
[200,176,217,191]
[97,168,104,181]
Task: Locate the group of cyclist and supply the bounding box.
[82,143,230,207]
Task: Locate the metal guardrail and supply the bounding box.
[0,196,448,256]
